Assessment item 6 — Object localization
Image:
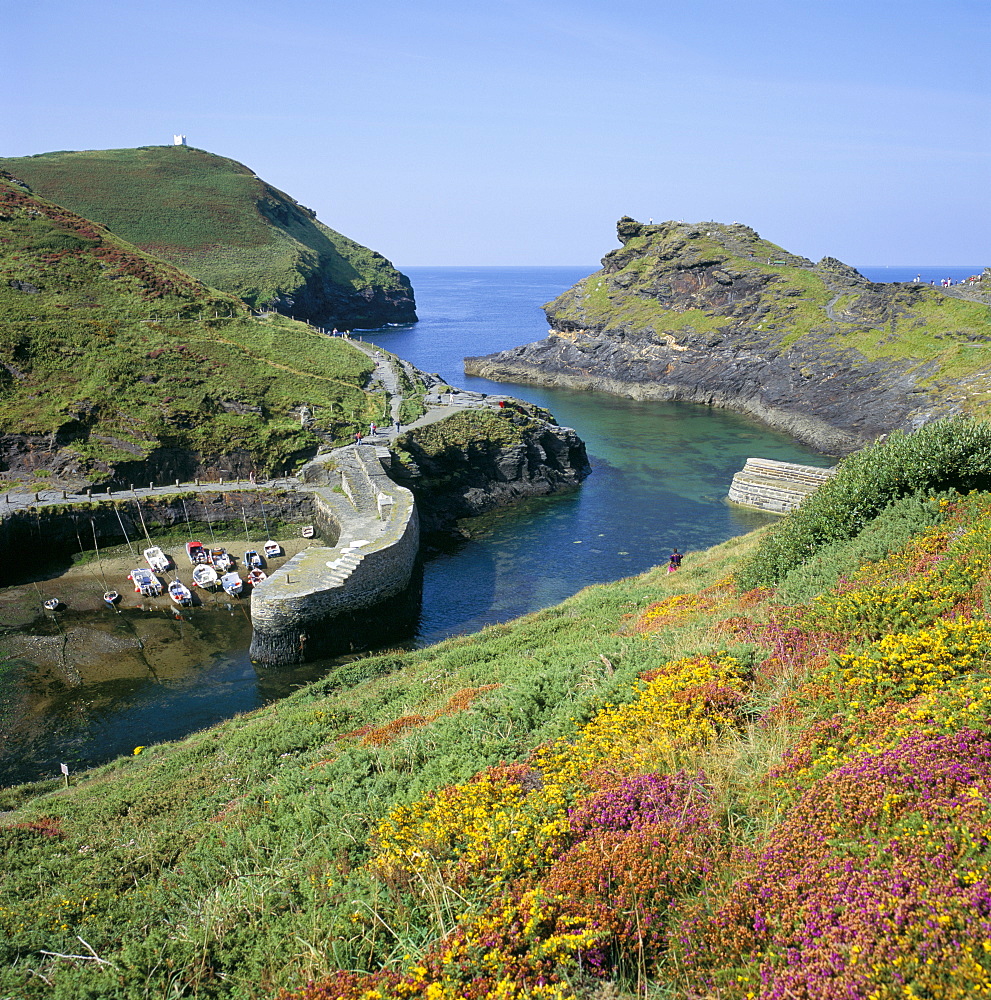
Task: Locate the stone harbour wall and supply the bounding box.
[248,445,420,664]
[728,457,836,514]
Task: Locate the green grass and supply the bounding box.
[0,529,756,999]
[6,445,991,998]
[0,175,384,476]
[0,146,412,314]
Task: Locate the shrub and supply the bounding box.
[737,418,991,589]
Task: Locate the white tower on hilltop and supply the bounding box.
[173,134,187,146]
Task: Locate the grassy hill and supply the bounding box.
[4,419,991,999]
[0,146,416,329]
[0,172,392,482]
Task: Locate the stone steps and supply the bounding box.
[728,458,835,514]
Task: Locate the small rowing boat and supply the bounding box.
[220,572,244,597]
[263,539,281,558]
[247,567,267,586]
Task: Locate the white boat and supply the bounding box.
[128,568,163,596]
[220,572,243,596]
[169,580,193,606]
[210,548,233,572]
[247,568,267,586]
[263,539,281,558]
[143,546,170,572]
[301,525,315,539]
[191,564,218,589]
[103,590,120,605]
[43,597,60,612]
[186,541,208,564]
[244,549,262,569]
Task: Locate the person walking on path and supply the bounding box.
[354,431,363,447]
[369,422,378,437]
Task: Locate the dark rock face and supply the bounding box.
[0,435,314,489]
[465,219,974,456]
[271,270,417,330]
[391,420,591,545]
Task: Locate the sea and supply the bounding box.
[0,263,983,784]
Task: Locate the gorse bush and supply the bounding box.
[737,417,991,590]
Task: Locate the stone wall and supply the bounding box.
[727,458,835,513]
[248,446,420,664]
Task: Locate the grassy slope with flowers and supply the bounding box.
[6,421,991,999]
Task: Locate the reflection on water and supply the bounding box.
[1,266,835,786]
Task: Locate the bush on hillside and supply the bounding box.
[737,418,991,590]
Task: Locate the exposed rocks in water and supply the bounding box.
[465,218,991,455]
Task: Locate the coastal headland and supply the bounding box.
[466,217,991,454]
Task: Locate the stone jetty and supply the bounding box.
[248,444,419,665]
[728,458,835,513]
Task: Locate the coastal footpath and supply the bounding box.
[466,218,991,455]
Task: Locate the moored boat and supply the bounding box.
[220,572,244,596]
[191,564,219,589]
[244,549,262,569]
[43,597,60,612]
[128,568,163,596]
[168,580,193,606]
[301,525,315,539]
[247,568,267,586]
[263,539,281,558]
[144,546,170,572]
[210,548,233,572]
[103,590,120,605]
[186,541,208,564]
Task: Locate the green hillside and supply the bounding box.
[0,146,416,329]
[5,419,991,999]
[0,172,390,481]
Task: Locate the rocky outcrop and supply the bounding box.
[389,403,591,544]
[466,218,990,455]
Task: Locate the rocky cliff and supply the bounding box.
[389,404,591,545]
[466,218,991,455]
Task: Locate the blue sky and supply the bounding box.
[5,0,988,267]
